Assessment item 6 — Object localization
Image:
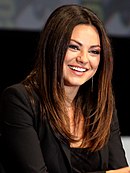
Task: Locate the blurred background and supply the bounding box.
[0,0,129,164]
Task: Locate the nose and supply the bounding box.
[76,51,89,64]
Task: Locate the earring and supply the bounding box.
[91,77,93,92]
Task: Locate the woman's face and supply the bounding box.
[63,24,101,87]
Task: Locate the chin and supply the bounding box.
[64,77,88,86]
[66,81,86,87]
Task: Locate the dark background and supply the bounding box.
[0,29,130,136]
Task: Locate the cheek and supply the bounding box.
[64,50,77,62]
[91,57,100,69]
[64,50,70,61]
[64,55,68,63]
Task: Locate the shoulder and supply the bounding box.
[1,83,39,105]
[106,108,120,141]
[0,83,41,128]
[1,83,28,100]
[0,83,38,118]
[0,83,30,110]
[110,109,120,131]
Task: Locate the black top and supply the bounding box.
[0,83,128,173]
[70,147,100,173]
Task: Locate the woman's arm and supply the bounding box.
[106,166,130,173]
[87,110,130,173]
[0,84,48,173]
[106,109,130,173]
[108,109,128,169]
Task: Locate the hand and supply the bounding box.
[106,167,130,173]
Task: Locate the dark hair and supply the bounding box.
[23,4,114,151]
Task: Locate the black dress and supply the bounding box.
[70,147,101,173]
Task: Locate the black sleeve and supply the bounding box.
[0,84,48,173]
[108,109,129,169]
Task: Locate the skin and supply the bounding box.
[107,167,130,173]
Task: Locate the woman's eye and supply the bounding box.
[68,44,80,51]
[89,50,100,55]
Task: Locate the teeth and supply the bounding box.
[69,65,86,72]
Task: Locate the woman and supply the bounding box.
[0,4,129,173]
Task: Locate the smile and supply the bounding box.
[68,65,87,72]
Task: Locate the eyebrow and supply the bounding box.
[70,39,101,49]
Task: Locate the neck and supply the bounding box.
[64,86,79,107]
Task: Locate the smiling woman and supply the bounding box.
[63,24,101,87]
[0,4,129,173]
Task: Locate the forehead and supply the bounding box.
[72,24,99,35]
[71,24,100,44]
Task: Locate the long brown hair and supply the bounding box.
[23,4,114,151]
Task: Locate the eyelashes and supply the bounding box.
[68,44,80,51]
[88,50,100,55]
[68,44,101,55]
